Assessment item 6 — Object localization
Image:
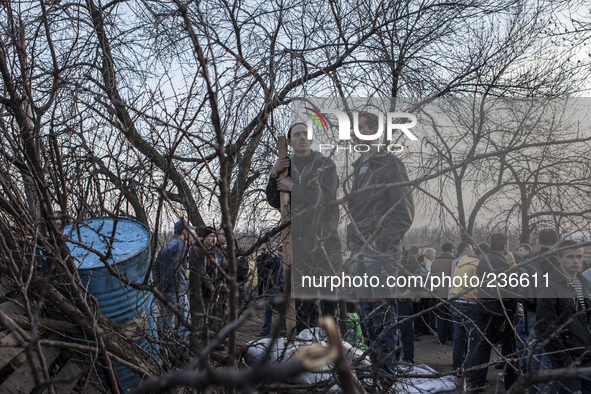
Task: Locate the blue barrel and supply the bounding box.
[64,217,156,389]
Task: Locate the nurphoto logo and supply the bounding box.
[303,108,418,141]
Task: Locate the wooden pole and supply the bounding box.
[278,136,296,336]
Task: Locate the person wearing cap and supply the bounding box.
[431,242,455,344]
[188,226,228,341]
[153,219,195,335]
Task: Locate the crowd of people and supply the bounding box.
[151,117,591,394]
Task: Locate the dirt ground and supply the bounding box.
[236,307,505,394]
[412,331,503,394]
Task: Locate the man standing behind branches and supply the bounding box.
[431,242,455,345]
[472,233,517,392]
[450,243,479,386]
[257,246,285,337]
[153,220,195,336]
[188,226,228,346]
[536,240,591,394]
[519,228,558,392]
[266,123,342,331]
[346,112,415,376]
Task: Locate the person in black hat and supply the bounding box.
[188,226,228,346]
[153,219,196,336]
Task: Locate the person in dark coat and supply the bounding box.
[518,229,558,393]
[188,226,228,345]
[266,123,342,330]
[257,247,285,336]
[346,112,415,375]
[536,240,591,394]
[431,242,455,344]
[471,233,517,391]
[153,219,195,335]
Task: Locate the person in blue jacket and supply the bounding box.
[153,219,195,336]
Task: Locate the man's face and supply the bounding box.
[180,229,188,241]
[354,115,378,144]
[217,231,226,246]
[557,247,584,277]
[203,233,216,248]
[464,245,474,256]
[516,246,529,257]
[288,125,312,156]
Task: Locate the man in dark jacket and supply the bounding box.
[519,229,558,393]
[188,226,228,343]
[346,112,415,374]
[472,233,517,391]
[153,219,195,335]
[398,244,423,365]
[266,123,342,329]
[536,240,591,394]
[257,247,285,336]
[431,242,455,344]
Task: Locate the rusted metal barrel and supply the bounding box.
[65,217,155,389]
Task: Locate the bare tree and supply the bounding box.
[2,0,591,393]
